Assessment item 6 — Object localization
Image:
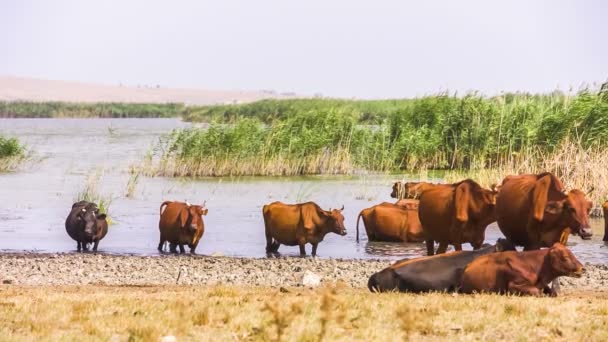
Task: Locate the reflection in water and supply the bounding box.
[0,119,607,264]
[364,241,426,259]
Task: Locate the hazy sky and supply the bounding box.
[1,0,607,98]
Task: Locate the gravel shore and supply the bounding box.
[0,253,606,291]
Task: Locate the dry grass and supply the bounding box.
[445,139,608,215]
[0,285,607,341]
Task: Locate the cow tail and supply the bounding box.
[160,201,172,215]
[356,211,363,243]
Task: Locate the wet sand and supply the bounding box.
[1,253,606,291]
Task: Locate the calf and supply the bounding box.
[460,243,583,296]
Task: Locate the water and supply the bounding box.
[1,118,607,263]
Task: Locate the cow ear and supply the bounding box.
[455,182,470,222]
[201,208,209,216]
[532,174,552,222]
[180,208,190,227]
[96,213,107,220]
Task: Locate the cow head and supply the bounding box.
[547,243,584,278]
[390,182,404,199]
[324,205,346,236]
[180,201,208,234]
[77,204,106,240]
[534,176,593,240]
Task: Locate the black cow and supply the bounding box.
[65,201,108,252]
[368,239,515,293]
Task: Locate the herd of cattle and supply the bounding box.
[64,172,608,296]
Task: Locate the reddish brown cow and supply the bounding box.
[356,200,423,243]
[496,172,593,250]
[460,243,583,296]
[603,201,608,242]
[391,181,438,199]
[263,201,346,256]
[158,201,208,254]
[418,179,498,255]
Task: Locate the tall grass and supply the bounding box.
[0,136,26,172]
[150,88,608,177]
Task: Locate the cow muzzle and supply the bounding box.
[569,267,584,278]
[578,227,593,240]
[340,229,347,236]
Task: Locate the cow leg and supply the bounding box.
[169,243,178,253]
[265,235,274,253]
[92,240,99,252]
[271,241,280,253]
[543,285,558,297]
[82,243,89,252]
[299,243,307,257]
[179,244,186,254]
[311,243,318,257]
[425,240,435,256]
[452,242,463,251]
[508,282,541,296]
[190,246,197,255]
[77,241,82,252]
[157,238,165,253]
[436,242,449,254]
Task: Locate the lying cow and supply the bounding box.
[368,239,515,293]
[158,201,208,254]
[65,201,108,252]
[460,243,583,296]
[356,200,423,243]
[263,201,346,256]
[603,201,608,242]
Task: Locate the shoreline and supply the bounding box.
[1,252,606,291]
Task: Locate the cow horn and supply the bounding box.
[185,201,191,207]
[340,205,345,211]
[202,200,207,207]
[81,208,86,212]
[587,187,595,196]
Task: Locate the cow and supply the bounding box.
[603,201,608,242]
[495,172,593,250]
[158,201,208,254]
[460,243,583,296]
[65,201,108,252]
[391,181,437,199]
[418,179,498,255]
[263,201,346,256]
[368,238,515,293]
[356,200,423,243]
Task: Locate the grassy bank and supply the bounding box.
[0,101,185,118]
[0,136,26,172]
[0,285,606,341]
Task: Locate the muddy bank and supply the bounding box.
[0,253,606,291]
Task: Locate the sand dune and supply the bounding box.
[0,76,296,105]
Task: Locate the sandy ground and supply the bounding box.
[0,253,606,291]
[0,75,296,105]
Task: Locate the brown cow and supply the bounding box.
[496,172,593,250]
[263,201,346,256]
[158,201,208,254]
[419,179,498,255]
[356,200,423,243]
[460,243,583,296]
[391,181,437,199]
[603,201,608,242]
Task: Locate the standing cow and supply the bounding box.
[356,200,423,243]
[419,179,498,255]
[65,201,108,252]
[158,201,208,254]
[496,172,593,250]
[603,201,608,242]
[263,201,346,256]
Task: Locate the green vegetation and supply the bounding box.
[0,285,606,341]
[0,136,26,172]
[0,101,185,118]
[151,88,608,177]
[74,170,113,224]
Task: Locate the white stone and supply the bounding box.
[302,270,322,287]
